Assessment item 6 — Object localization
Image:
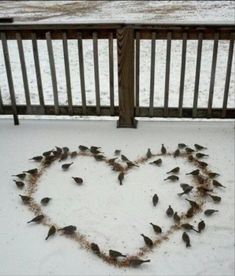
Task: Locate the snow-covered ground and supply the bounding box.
[0,118,234,276]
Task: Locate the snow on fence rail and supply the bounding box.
[0,23,234,127]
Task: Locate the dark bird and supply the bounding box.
[126,161,139,168]
[121,154,129,162]
[112,163,124,172]
[45,225,56,240]
[173,212,181,223]
[43,150,52,157]
[178,185,193,196]
[14,180,24,189]
[185,199,200,209]
[29,156,43,162]
[197,161,208,168]
[152,194,159,206]
[114,149,121,156]
[58,225,77,235]
[174,149,180,158]
[90,147,101,154]
[161,144,166,154]
[178,143,187,149]
[186,169,200,176]
[141,234,153,247]
[185,147,195,154]
[180,183,192,191]
[109,249,126,258]
[150,159,162,166]
[41,197,51,205]
[196,153,209,159]
[166,205,174,217]
[167,167,180,174]
[212,180,226,188]
[12,173,26,180]
[27,215,44,224]
[204,209,219,216]
[70,151,77,158]
[164,175,179,181]
[208,172,220,178]
[186,207,195,218]
[194,144,207,151]
[118,172,124,185]
[62,147,69,153]
[94,155,105,161]
[107,158,117,165]
[208,194,221,203]
[24,168,38,175]
[79,145,88,151]
[55,146,62,154]
[182,232,191,247]
[197,186,213,194]
[59,152,68,162]
[91,243,100,255]
[72,177,83,185]
[181,223,198,233]
[187,155,194,162]
[198,220,205,233]
[61,162,73,170]
[150,223,162,234]
[19,194,31,203]
[146,148,152,158]
[90,146,101,151]
[129,258,151,267]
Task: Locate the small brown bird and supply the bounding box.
[107,158,117,165]
[197,186,213,194]
[90,148,101,154]
[197,161,208,168]
[90,146,101,151]
[178,185,193,196]
[129,258,151,267]
[212,180,226,188]
[79,145,88,151]
[94,155,105,161]
[208,194,221,203]
[14,180,24,189]
[121,154,129,162]
[91,243,100,255]
[150,223,162,234]
[187,155,194,162]
[114,149,121,156]
[196,153,209,159]
[59,152,68,162]
[178,143,187,149]
[164,175,179,181]
[196,174,205,184]
[55,146,62,154]
[198,220,205,233]
[43,150,52,157]
[41,197,51,205]
[70,151,77,158]
[12,173,26,180]
[24,168,38,175]
[61,162,73,170]
[118,172,124,185]
[161,144,166,154]
[150,159,162,166]
[185,147,195,154]
[166,205,174,217]
[181,223,198,233]
[72,177,83,185]
[204,209,219,216]
[27,215,44,224]
[182,232,191,247]
[29,156,43,162]
[58,225,77,234]
[174,149,180,158]
[208,172,220,178]
[185,199,200,209]
[152,194,159,206]
[19,194,31,203]
[146,148,152,158]
[141,234,153,247]
[186,169,200,176]
[173,212,181,223]
[186,207,195,218]
[109,249,126,258]
[45,225,56,240]
[167,167,180,174]
[194,144,207,151]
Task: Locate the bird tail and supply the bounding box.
[27,220,32,224]
[143,260,151,263]
[177,192,184,196]
[164,178,168,181]
[185,173,190,175]
[45,235,49,240]
[121,254,127,257]
[193,228,199,233]
[186,242,191,247]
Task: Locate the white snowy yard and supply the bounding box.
[0,118,234,276]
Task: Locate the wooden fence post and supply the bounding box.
[117,26,137,128]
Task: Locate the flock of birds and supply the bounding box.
[12,142,225,267]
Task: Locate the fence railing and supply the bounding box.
[0,23,234,127]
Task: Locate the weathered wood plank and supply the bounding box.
[0,87,3,113]
[164,31,172,117]
[135,31,140,116]
[149,32,156,117]
[108,32,115,115]
[93,32,100,115]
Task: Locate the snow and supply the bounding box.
[0,118,234,276]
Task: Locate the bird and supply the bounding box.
[70,151,77,158]
[164,175,179,181]
[27,215,44,224]
[79,145,88,151]
[161,144,166,154]
[208,172,220,178]
[72,177,83,185]
[61,162,73,170]
[180,183,192,191]
[90,146,101,151]
[62,147,69,153]
[14,180,24,189]
[204,209,219,216]
[178,185,193,196]
[185,199,200,209]
[29,156,43,162]
[114,149,121,156]
[178,143,187,149]
[197,186,213,194]
[12,173,26,180]
[41,197,51,205]
[43,150,52,157]
[118,172,124,185]
[140,234,153,247]
[173,212,181,223]
[198,220,205,233]
[94,155,105,161]
[152,194,159,206]
[146,148,152,158]
[186,207,195,218]
[150,159,162,166]
[182,232,191,247]
[90,147,101,154]
[197,161,208,168]
[166,167,180,174]
[187,155,194,162]
[91,243,100,255]
[207,194,221,203]
[121,154,129,162]
[196,174,206,184]
[107,158,117,165]
[59,152,68,162]
[109,249,126,258]
[19,194,31,203]
[45,225,56,240]
[196,153,209,159]
[24,168,38,175]
[166,205,174,217]
[194,144,207,151]
[126,161,139,168]
[186,169,200,176]
[55,146,62,154]
[129,258,150,267]
[212,180,226,188]
[174,149,180,158]
[150,223,162,234]
[58,225,77,234]
[181,223,199,233]
[185,147,195,154]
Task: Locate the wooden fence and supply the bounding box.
[0,23,234,127]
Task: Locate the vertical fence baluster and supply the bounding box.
[77,32,86,114]
[208,32,219,117]
[92,32,100,115]
[46,31,59,115]
[149,32,156,117]
[222,32,235,118]
[0,87,3,113]
[178,32,187,117]
[135,31,140,116]
[164,31,172,117]
[193,32,203,118]
[62,32,73,115]
[108,32,115,115]
[1,32,19,125]
[31,32,45,113]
